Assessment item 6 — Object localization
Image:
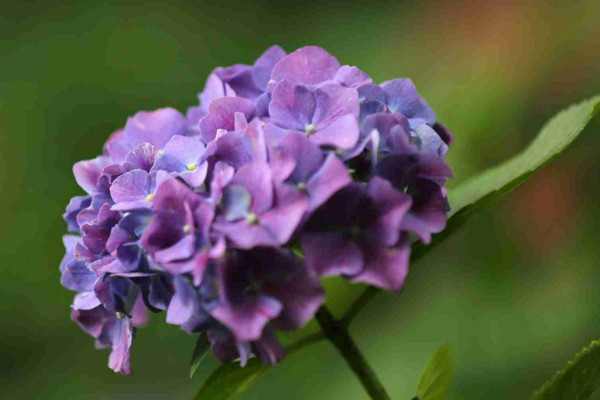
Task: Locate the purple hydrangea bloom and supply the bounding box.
[60,44,453,373]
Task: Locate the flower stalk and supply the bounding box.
[315,306,392,400]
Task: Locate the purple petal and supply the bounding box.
[220,184,252,221]
[73,156,111,194]
[252,328,286,366]
[199,97,254,142]
[124,143,157,171]
[270,46,340,86]
[131,294,149,327]
[349,238,411,291]
[366,177,412,246]
[413,124,449,158]
[313,84,359,125]
[106,226,132,255]
[123,108,186,149]
[200,73,236,115]
[106,316,134,375]
[306,153,352,211]
[402,178,449,244]
[433,122,454,146]
[273,132,323,183]
[110,169,153,211]
[311,113,359,150]
[152,178,203,214]
[381,79,436,126]
[154,233,196,264]
[259,184,309,244]
[334,65,372,88]
[230,162,274,214]
[73,291,102,310]
[71,306,109,339]
[252,45,287,90]
[213,220,280,249]
[166,277,197,325]
[63,196,92,233]
[161,135,206,166]
[302,232,364,277]
[211,294,282,342]
[269,81,316,130]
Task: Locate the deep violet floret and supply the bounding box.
[60,45,453,374]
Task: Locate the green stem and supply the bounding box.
[287,332,325,354]
[315,306,392,400]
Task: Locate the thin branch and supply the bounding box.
[315,305,392,400]
[287,332,325,354]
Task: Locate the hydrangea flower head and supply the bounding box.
[60,45,453,374]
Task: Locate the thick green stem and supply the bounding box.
[315,306,392,400]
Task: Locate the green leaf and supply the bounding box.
[447,95,600,226]
[531,340,600,400]
[190,333,211,379]
[194,358,270,400]
[415,343,456,400]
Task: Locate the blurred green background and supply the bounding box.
[2,1,600,399]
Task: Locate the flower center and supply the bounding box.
[182,224,191,233]
[187,163,197,171]
[296,182,307,191]
[246,213,259,225]
[304,124,316,135]
[157,149,165,157]
[145,193,154,202]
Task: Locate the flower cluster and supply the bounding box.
[60,46,453,374]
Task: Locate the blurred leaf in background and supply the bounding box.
[1,0,600,399]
